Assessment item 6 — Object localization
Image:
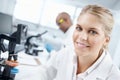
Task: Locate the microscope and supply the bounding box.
[24,30,47,56]
[0,24,27,80]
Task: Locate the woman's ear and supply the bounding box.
[106,36,110,43]
[104,36,110,48]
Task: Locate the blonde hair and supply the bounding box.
[79,5,114,37]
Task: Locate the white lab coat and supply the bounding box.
[38,46,120,80]
[42,25,75,52]
[61,25,75,48]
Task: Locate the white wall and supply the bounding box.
[0,0,16,15]
[108,10,120,68]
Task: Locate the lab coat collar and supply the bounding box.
[86,51,113,80]
[86,50,106,74]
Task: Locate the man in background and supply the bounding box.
[56,12,75,48]
[56,12,73,33]
[45,12,75,53]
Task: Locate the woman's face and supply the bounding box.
[73,13,109,58]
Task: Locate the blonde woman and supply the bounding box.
[36,5,120,80]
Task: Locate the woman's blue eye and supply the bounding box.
[89,30,97,35]
[76,27,82,31]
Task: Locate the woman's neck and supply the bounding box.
[77,56,94,74]
[76,50,103,74]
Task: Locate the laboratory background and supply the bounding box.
[0,0,120,80]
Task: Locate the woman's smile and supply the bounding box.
[75,41,90,48]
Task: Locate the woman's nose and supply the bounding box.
[78,31,88,41]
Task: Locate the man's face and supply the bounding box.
[56,17,67,32]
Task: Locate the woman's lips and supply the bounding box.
[76,42,90,48]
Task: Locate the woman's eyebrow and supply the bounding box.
[89,28,97,30]
[89,27,100,31]
[76,24,81,27]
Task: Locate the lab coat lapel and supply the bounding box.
[86,52,113,80]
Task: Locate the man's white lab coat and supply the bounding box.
[61,25,75,48]
[43,25,75,52]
